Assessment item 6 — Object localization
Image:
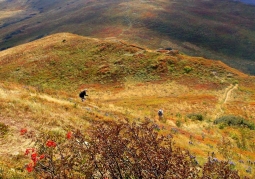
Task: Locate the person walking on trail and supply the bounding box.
[79,89,88,102]
[158,109,163,118]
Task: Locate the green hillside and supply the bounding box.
[0,33,246,91]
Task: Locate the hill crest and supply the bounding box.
[0,32,250,88]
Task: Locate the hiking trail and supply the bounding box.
[215,84,238,117]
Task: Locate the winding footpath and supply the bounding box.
[223,84,238,104]
[215,84,238,117]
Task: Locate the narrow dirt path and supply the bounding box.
[223,84,238,104]
[215,84,238,117]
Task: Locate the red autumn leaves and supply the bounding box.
[26,162,33,173]
[24,131,72,173]
[24,148,45,172]
[46,140,57,147]
[20,128,27,135]
[66,131,72,139]
[25,140,56,172]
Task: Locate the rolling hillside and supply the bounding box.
[0,33,255,177]
[0,0,255,74]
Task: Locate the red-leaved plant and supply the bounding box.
[24,119,242,178]
[20,128,27,135]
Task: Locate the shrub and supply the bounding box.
[219,124,225,129]
[233,80,239,85]
[24,120,241,178]
[214,115,255,130]
[187,113,204,121]
[28,120,200,178]
[176,119,182,127]
[183,66,193,73]
[0,122,9,137]
[202,157,240,179]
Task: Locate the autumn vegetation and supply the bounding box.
[0,33,255,178]
[22,120,241,178]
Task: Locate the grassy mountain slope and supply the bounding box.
[0,33,248,90]
[0,33,255,177]
[0,0,255,74]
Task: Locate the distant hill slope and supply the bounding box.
[0,0,254,74]
[0,33,249,91]
[237,0,255,5]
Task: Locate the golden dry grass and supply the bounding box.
[1,78,255,177]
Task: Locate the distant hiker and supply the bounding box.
[158,109,163,117]
[79,89,88,102]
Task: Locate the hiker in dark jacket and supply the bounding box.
[158,109,163,117]
[79,89,88,102]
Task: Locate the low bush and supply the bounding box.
[187,113,204,121]
[202,157,240,179]
[0,122,9,137]
[183,66,193,73]
[214,115,255,130]
[24,120,241,178]
[176,119,182,127]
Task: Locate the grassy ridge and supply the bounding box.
[0,33,246,91]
